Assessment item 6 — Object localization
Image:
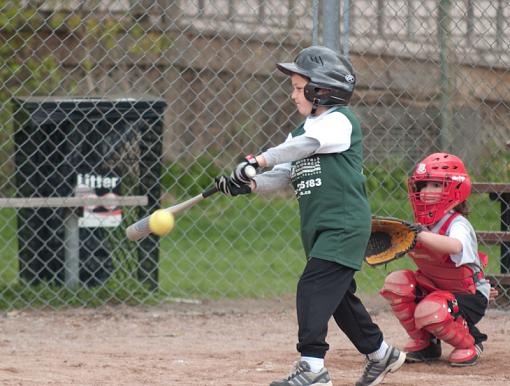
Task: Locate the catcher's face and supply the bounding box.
[418,180,443,203]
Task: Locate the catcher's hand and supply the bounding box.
[364,216,423,266]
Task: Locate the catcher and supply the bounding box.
[380,153,491,366]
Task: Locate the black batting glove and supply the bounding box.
[233,154,259,184]
[215,175,252,196]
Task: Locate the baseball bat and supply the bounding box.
[126,164,257,241]
[126,185,219,241]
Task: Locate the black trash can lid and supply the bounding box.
[13,96,168,123]
[13,95,167,111]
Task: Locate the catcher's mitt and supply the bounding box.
[364,216,422,266]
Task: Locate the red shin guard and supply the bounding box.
[380,270,431,351]
[414,290,476,363]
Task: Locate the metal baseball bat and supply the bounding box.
[126,164,257,241]
[125,185,219,241]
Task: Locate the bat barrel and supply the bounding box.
[126,217,151,241]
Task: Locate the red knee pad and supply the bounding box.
[415,291,474,349]
[380,270,418,327]
[414,290,455,330]
[380,269,417,302]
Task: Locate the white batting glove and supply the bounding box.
[232,154,259,184]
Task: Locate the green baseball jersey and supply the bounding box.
[290,106,371,270]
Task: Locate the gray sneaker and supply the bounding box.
[270,361,332,386]
[355,346,406,386]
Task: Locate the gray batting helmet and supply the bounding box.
[277,45,356,107]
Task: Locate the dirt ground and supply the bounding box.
[0,295,509,386]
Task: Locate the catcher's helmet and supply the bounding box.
[408,153,471,226]
[276,46,356,108]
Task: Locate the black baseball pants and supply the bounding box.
[456,291,488,345]
[296,257,383,358]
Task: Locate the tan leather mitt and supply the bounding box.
[364,216,422,266]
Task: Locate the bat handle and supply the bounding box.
[202,169,255,198]
[202,185,219,198]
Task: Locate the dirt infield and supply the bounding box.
[0,295,509,386]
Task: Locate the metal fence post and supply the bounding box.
[312,0,320,45]
[342,0,350,58]
[438,0,453,151]
[322,0,340,52]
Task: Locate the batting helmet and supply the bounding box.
[408,153,471,226]
[276,46,356,108]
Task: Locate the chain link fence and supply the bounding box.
[0,0,509,309]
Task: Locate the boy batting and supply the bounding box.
[215,46,405,386]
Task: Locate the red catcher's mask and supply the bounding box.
[408,153,471,226]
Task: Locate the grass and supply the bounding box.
[157,195,303,299]
[0,189,506,309]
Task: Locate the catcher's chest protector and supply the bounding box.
[408,213,482,294]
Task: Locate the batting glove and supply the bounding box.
[232,154,259,185]
[215,175,252,196]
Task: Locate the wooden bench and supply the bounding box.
[472,183,510,295]
[472,183,510,259]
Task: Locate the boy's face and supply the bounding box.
[290,74,313,116]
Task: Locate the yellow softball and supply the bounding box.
[149,209,175,236]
